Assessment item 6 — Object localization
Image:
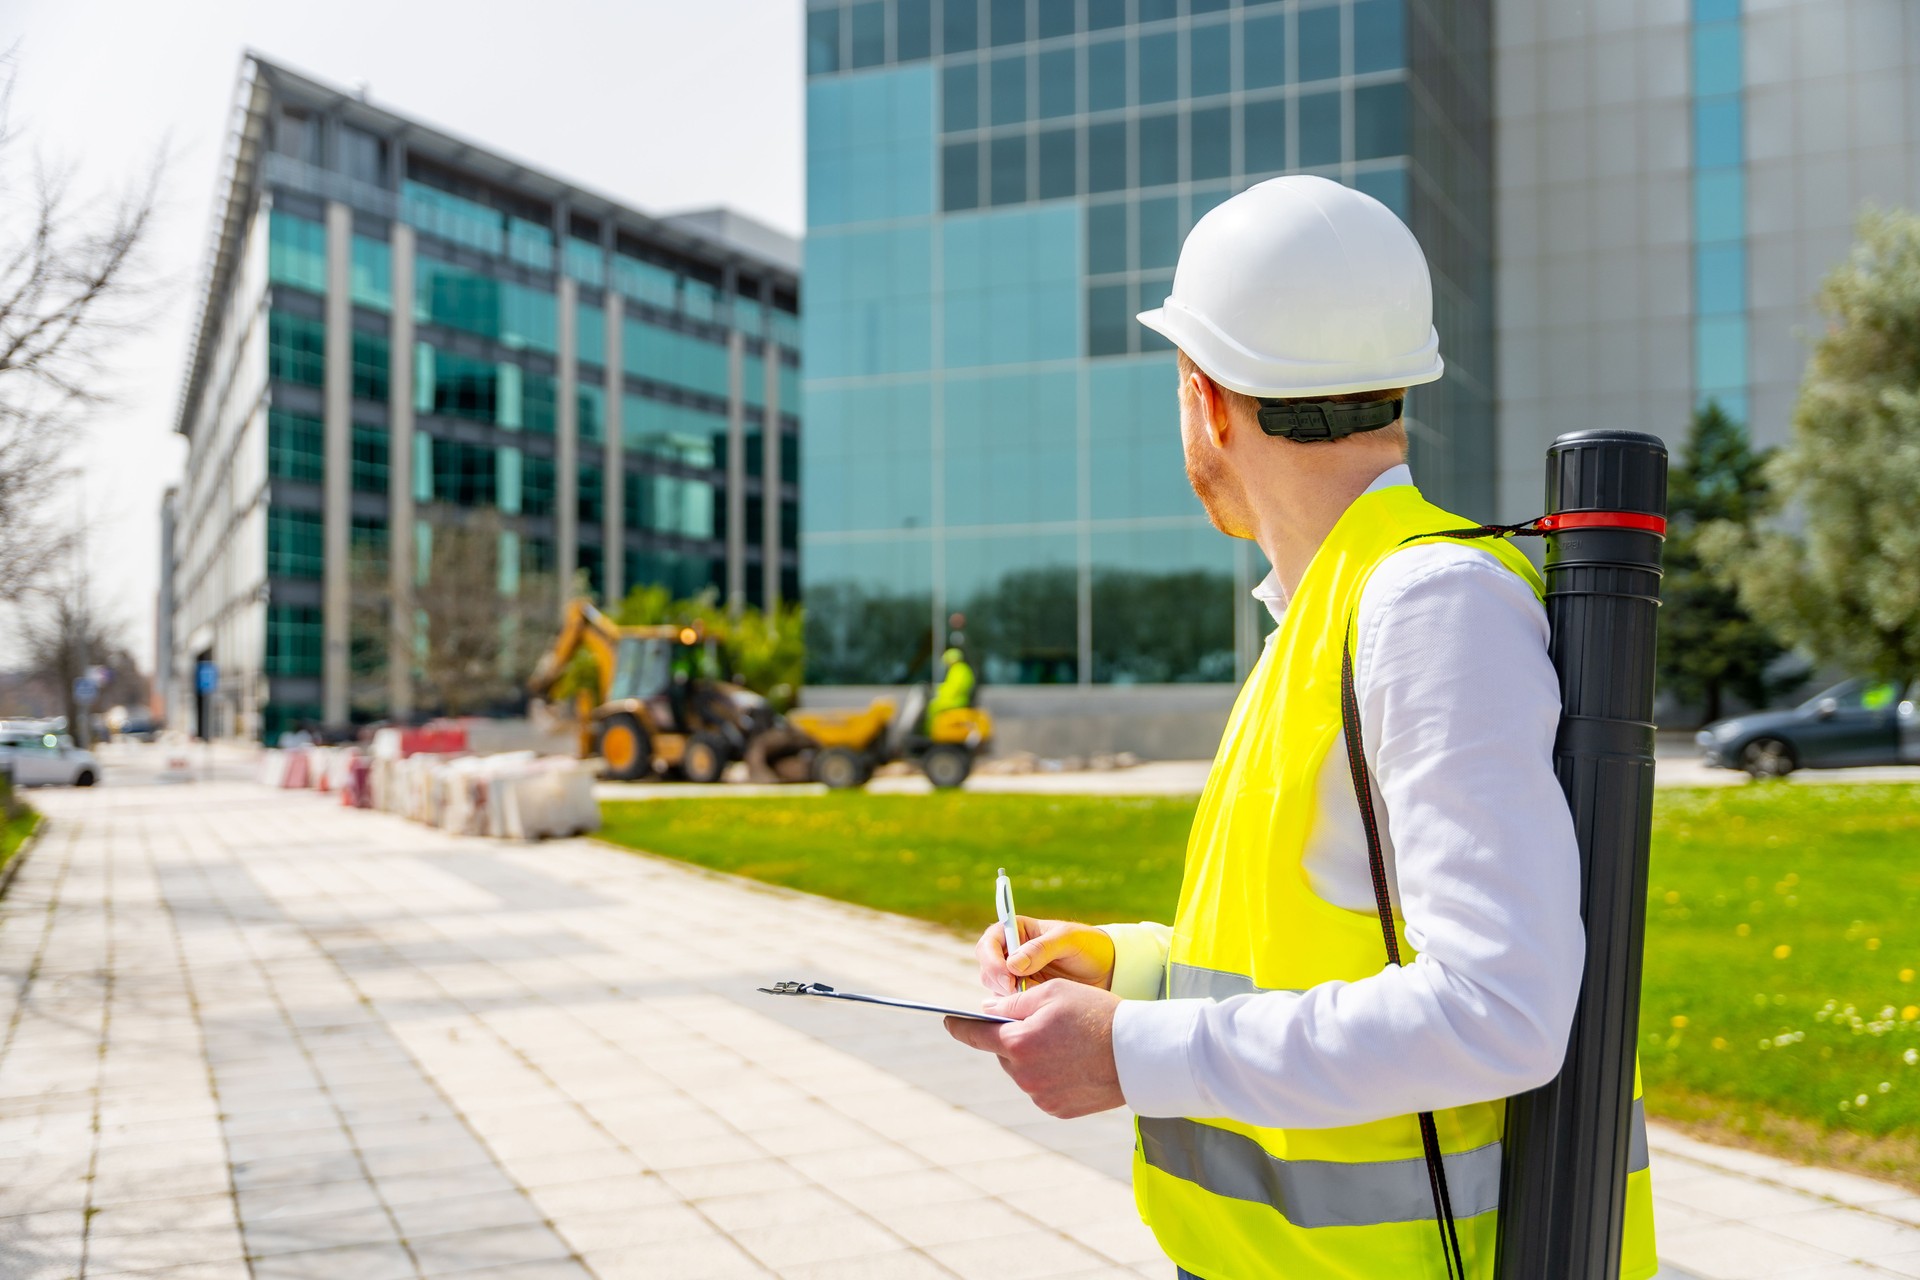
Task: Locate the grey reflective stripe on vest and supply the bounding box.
[1139,1099,1651,1229]
[1166,962,1302,1001]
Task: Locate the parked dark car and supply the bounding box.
[1697,678,1919,778]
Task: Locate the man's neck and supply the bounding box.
[1251,452,1407,600]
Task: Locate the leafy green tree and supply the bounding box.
[1657,402,1795,724]
[1701,208,1920,680]
[611,584,807,711]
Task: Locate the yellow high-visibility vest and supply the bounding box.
[1134,482,1658,1280]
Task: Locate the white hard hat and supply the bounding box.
[1137,175,1444,399]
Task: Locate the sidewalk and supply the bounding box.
[3,776,1919,1278]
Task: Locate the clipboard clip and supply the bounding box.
[761,981,836,996]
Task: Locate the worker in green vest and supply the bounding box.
[925,646,974,732]
[944,177,1657,1279]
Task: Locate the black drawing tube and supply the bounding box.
[1494,429,1669,1280]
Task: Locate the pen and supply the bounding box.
[996,866,1025,993]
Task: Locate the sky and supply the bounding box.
[0,0,805,672]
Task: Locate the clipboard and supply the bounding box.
[758,980,1013,1024]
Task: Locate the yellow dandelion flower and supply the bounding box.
[1670,1015,1689,1029]
[1903,1007,1919,1022]
[1774,944,1792,960]
[1711,1037,1728,1050]
[1868,939,1882,951]
[1902,969,1915,984]
[1664,891,1680,905]
[1736,923,1751,937]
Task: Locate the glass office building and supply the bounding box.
[169,56,800,739]
[801,0,1495,690]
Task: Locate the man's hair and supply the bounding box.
[1177,350,1409,453]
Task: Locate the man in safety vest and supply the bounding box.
[926,646,976,731]
[945,176,1657,1279]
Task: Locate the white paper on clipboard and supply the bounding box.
[757,981,1013,1024]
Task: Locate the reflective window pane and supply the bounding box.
[1138,112,1178,187]
[1138,195,1180,270]
[991,0,1028,45]
[1140,0,1176,20]
[1089,38,1127,112]
[990,133,1029,205]
[1038,0,1077,38]
[1189,106,1230,180]
[1191,22,1231,98]
[1354,164,1408,220]
[1299,90,1341,167]
[945,0,980,53]
[991,52,1029,126]
[1244,96,1288,173]
[850,2,885,68]
[944,61,980,131]
[1092,529,1235,683]
[1694,169,1744,243]
[1299,5,1343,82]
[807,7,841,75]
[1089,201,1129,275]
[1139,32,1178,105]
[1088,120,1128,191]
[1354,0,1406,73]
[1693,21,1741,96]
[1039,47,1077,117]
[1038,126,1078,198]
[898,0,933,60]
[1696,244,1746,315]
[1087,0,1127,30]
[1190,0,1229,12]
[1244,14,1288,90]
[943,141,982,209]
[1695,98,1741,167]
[1354,81,1407,160]
[1088,283,1130,356]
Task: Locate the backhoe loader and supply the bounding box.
[527,599,774,782]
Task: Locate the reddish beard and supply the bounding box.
[1185,443,1253,539]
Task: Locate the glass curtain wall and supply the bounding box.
[804,0,1486,686]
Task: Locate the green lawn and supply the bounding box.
[1,803,40,877]
[598,781,1920,1184]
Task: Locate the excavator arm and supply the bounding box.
[528,598,622,703]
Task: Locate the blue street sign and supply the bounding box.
[196,660,219,696]
[73,676,99,708]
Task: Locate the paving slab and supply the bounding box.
[0,768,1913,1279]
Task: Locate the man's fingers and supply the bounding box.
[984,982,1056,1021]
[1006,923,1082,976]
[944,1016,1008,1054]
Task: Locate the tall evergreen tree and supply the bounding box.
[1701,208,1920,681]
[1658,401,1792,724]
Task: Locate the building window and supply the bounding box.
[431,438,497,508]
[416,344,500,424]
[268,210,327,294]
[268,507,324,579]
[352,330,390,403]
[265,605,323,677]
[523,454,556,516]
[350,235,391,311]
[268,311,325,387]
[579,382,605,443]
[351,515,388,576]
[578,462,604,525]
[352,423,388,494]
[525,372,557,435]
[807,5,842,75]
[415,253,557,353]
[268,408,324,484]
[338,126,386,186]
[401,180,507,256]
[507,217,554,271]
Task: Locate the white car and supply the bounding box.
[0,730,102,787]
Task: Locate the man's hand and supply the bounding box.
[973,916,1117,994]
[945,981,1125,1118]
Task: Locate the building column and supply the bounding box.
[724,265,746,610]
[556,276,579,591]
[322,202,353,725]
[387,222,417,716]
[603,292,625,602]
[759,283,781,610]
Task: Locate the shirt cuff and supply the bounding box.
[1113,997,1210,1118]
[1098,921,1174,1001]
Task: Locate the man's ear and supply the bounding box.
[1188,370,1231,448]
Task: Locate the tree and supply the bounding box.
[1656,402,1796,724]
[611,584,807,711]
[17,582,128,744]
[0,56,162,603]
[408,507,562,717]
[1701,208,1920,680]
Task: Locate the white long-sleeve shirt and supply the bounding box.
[1104,464,1585,1129]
